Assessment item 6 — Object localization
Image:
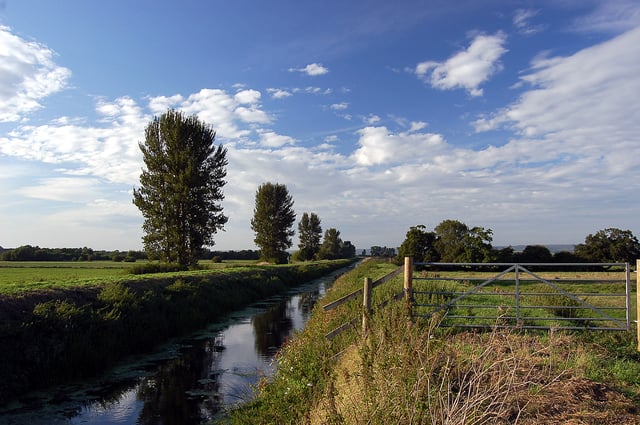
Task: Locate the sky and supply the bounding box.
[0,0,639,252]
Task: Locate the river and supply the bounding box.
[0,264,355,425]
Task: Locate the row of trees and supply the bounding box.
[250,182,355,263]
[0,245,147,262]
[132,111,355,267]
[396,221,640,265]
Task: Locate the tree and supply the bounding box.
[251,182,296,263]
[297,212,322,261]
[516,245,553,263]
[574,228,640,264]
[132,109,228,268]
[397,225,438,264]
[434,220,493,262]
[318,228,343,260]
[340,240,356,259]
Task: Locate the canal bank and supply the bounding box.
[0,260,356,407]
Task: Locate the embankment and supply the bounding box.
[0,260,355,405]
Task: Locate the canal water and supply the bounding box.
[0,264,356,425]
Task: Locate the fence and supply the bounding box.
[407,258,633,332]
[323,258,639,351]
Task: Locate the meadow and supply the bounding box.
[0,259,257,293]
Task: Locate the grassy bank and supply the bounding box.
[0,259,355,405]
[225,259,640,424]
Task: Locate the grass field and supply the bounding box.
[0,259,260,293]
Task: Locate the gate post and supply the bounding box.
[362,277,373,336]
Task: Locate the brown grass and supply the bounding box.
[308,309,638,425]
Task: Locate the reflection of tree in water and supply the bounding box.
[297,289,320,318]
[135,335,225,425]
[252,301,294,358]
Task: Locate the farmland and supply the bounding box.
[0,259,256,293]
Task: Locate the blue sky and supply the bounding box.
[1,0,639,252]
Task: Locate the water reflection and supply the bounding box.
[0,266,351,425]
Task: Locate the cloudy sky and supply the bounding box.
[1,0,639,252]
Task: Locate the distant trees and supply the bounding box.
[574,228,640,264]
[251,182,296,264]
[396,225,438,263]
[132,109,228,268]
[297,212,322,261]
[434,220,493,263]
[317,228,355,260]
[396,222,640,266]
[370,246,397,257]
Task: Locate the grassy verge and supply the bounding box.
[225,259,639,424]
[0,259,355,405]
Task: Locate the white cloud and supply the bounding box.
[267,88,292,99]
[289,63,329,76]
[571,0,640,33]
[147,94,184,115]
[234,89,261,104]
[258,131,296,148]
[0,26,71,122]
[18,177,104,203]
[330,102,349,110]
[352,126,445,166]
[475,26,640,145]
[364,114,381,125]
[513,9,544,35]
[415,32,507,96]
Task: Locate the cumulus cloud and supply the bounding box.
[330,102,349,110]
[415,32,507,96]
[289,63,329,76]
[0,25,71,122]
[352,126,445,166]
[258,131,296,148]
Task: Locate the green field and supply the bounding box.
[0,260,259,293]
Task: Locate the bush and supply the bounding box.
[129,262,187,274]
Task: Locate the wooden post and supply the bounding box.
[404,257,413,318]
[362,277,372,335]
[637,260,639,352]
[404,257,413,301]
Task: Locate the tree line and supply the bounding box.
[394,221,640,265]
[0,246,147,262]
[132,110,354,267]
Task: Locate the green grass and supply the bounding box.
[0,259,264,293]
[224,260,640,424]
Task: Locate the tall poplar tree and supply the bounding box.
[250,182,296,263]
[132,110,228,268]
[297,212,322,261]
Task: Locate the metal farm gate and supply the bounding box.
[408,260,633,332]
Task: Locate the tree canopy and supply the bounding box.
[250,182,296,263]
[574,228,640,264]
[297,212,322,261]
[434,220,493,263]
[317,228,355,260]
[132,109,227,268]
[396,225,438,263]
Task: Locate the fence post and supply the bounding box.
[362,277,373,335]
[637,259,639,352]
[404,257,413,313]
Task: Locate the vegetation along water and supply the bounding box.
[0,258,356,408]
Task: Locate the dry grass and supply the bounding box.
[308,308,638,425]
